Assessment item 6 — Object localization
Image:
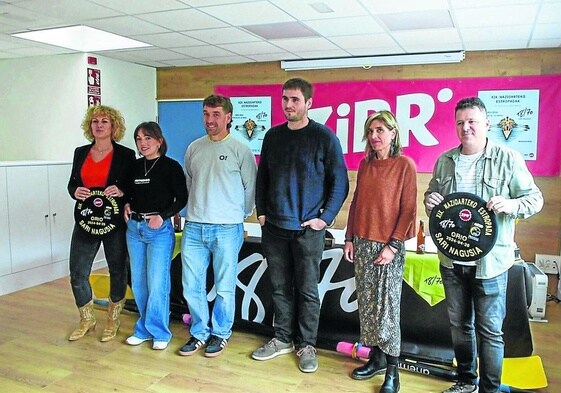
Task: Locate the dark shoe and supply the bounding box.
[296,345,318,373]
[351,348,387,380]
[204,335,228,358]
[442,382,478,393]
[380,365,400,393]
[178,336,206,356]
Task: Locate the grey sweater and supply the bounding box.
[184,134,257,224]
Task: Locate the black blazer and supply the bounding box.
[67,141,136,204]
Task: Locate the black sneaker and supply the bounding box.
[204,335,228,358]
[178,336,206,356]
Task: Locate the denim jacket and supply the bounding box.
[425,139,543,278]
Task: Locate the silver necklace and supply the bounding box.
[144,156,161,176]
[93,145,111,154]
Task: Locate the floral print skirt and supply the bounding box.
[353,237,405,357]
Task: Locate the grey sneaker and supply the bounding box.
[252,338,294,361]
[443,382,478,393]
[297,345,318,373]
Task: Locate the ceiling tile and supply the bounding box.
[379,10,454,31]
[461,26,532,42]
[133,32,204,47]
[88,15,169,36]
[247,52,299,62]
[4,45,65,56]
[465,40,529,51]
[329,34,399,50]
[200,1,294,25]
[532,23,561,40]
[537,2,561,24]
[15,0,122,21]
[137,8,227,31]
[450,0,539,9]
[528,38,561,48]
[179,0,255,6]
[90,0,189,14]
[184,27,261,44]
[454,4,538,28]
[392,28,461,48]
[172,45,234,57]
[216,41,284,55]
[347,46,406,56]
[206,54,253,64]
[160,58,211,67]
[304,16,385,36]
[243,22,320,40]
[271,37,341,52]
[0,3,62,30]
[360,0,449,14]
[271,0,369,20]
[289,48,351,59]
[0,51,21,59]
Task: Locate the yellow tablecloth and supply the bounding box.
[404,252,446,306]
[172,232,182,259]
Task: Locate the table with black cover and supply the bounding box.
[159,236,533,367]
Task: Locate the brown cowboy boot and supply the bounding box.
[68,300,96,341]
[100,298,125,342]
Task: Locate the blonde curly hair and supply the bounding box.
[81,105,126,142]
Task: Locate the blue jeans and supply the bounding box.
[181,222,244,341]
[69,224,128,307]
[126,219,175,342]
[440,264,508,393]
[261,222,325,348]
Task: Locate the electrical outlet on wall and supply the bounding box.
[535,254,561,274]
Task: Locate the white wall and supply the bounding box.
[0,53,156,161]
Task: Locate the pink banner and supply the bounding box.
[216,75,561,176]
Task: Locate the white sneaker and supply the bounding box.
[152,341,169,350]
[126,335,151,346]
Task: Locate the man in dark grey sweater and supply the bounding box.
[252,78,349,373]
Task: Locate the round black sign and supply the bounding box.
[74,188,122,236]
[429,192,498,261]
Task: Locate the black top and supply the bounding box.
[256,119,349,230]
[128,155,188,220]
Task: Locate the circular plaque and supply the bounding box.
[74,188,122,236]
[429,192,498,261]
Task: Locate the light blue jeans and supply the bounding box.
[126,219,175,343]
[440,264,508,393]
[181,221,243,341]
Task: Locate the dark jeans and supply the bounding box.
[261,221,325,348]
[440,264,508,393]
[69,224,129,307]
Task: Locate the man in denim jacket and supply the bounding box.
[424,97,543,393]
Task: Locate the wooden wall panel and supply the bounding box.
[157,48,561,260]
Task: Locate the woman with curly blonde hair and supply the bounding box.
[67,105,135,342]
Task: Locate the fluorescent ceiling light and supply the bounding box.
[281,51,465,71]
[12,25,151,52]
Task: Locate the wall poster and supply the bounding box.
[230,96,271,155]
[479,90,539,160]
[87,67,101,106]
